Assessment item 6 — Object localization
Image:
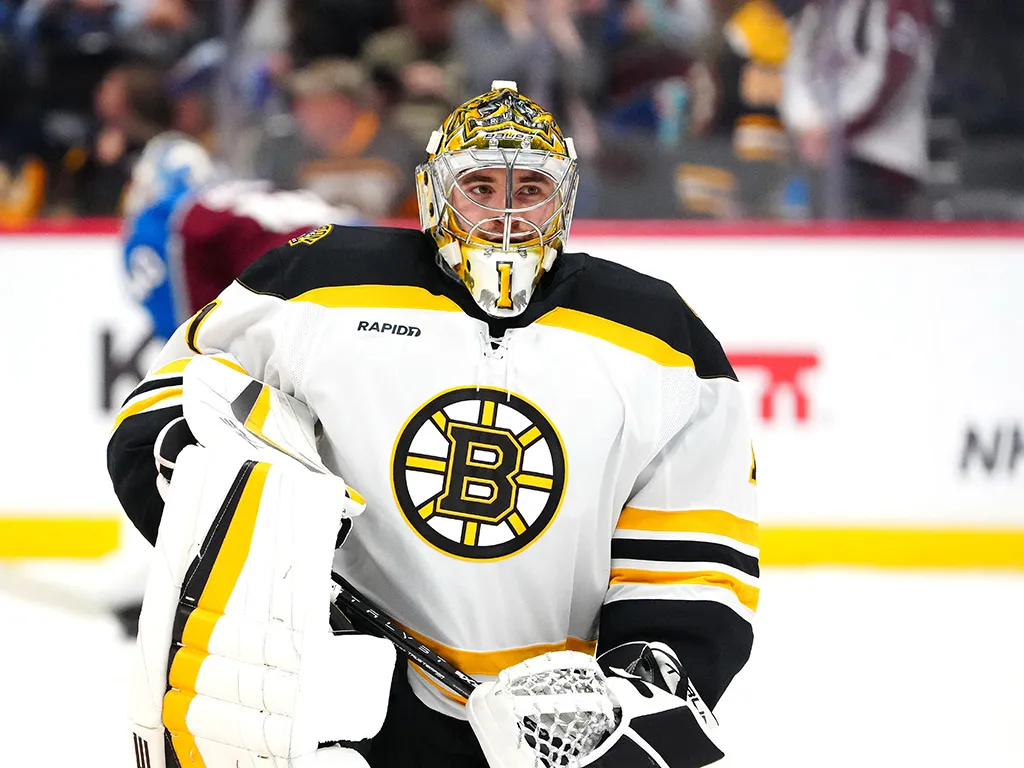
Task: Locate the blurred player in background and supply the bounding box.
[109,82,757,767]
[781,0,936,218]
[108,132,363,637]
[121,131,365,341]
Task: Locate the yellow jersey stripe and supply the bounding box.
[617,507,759,548]
[401,625,599,678]
[185,300,221,354]
[112,386,183,432]
[410,662,468,705]
[290,285,463,312]
[610,567,760,612]
[536,307,695,368]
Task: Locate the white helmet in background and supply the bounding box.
[123,132,219,219]
[416,81,579,318]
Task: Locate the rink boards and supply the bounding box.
[2,223,1021,568]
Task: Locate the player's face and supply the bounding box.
[450,168,557,243]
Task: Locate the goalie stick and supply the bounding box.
[329,570,480,700]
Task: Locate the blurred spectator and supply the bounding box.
[717,0,790,155]
[675,0,793,218]
[0,0,47,224]
[360,0,463,145]
[602,0,716,135]
[1,0,31,161]
[942,0,1024,139]
[450,0,602,157]
[781,0,936,218]
[55,61,172,215]
[286,0,397,66]
[116,0,214,66]
[243,57,420,218]
[166,38,225,150]
[19,0,124,170]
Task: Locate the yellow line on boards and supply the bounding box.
[0,516,121,558]
[1,516,1023,570]
[760,527,1024,570]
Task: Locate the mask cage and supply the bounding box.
[427,148,578,253]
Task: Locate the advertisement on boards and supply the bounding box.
[1,227,1021,573]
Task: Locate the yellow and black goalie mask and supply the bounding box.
[416,81,579,318]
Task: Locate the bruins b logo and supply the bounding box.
[391,387,566,560]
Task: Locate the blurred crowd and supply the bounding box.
[1,0,1022,224]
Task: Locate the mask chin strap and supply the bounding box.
[541,246,557,271]
[438,241,463,270]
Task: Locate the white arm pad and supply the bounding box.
[130,440,394,767]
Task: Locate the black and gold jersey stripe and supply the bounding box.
[549,253,736,380]
[606,502,760,708]
[234,225,731,378]
[611,538,760,579]
[109,354,251,545]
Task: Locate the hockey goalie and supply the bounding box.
[110,81,759,768]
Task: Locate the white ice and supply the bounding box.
[2,568,1022,767]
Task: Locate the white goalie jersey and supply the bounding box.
[108,224,759,721]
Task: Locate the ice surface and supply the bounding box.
[2,568,1022,767]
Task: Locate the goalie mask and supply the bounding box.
[417,81,579,318]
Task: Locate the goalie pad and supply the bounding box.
[467,650,724,768]
[130,434,394,766]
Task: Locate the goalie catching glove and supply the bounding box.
[130,356,393,768]
[467,644,723,768]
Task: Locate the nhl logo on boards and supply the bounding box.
[391,387,567,561]
[357,320,422,336]
[288,224,333,246]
